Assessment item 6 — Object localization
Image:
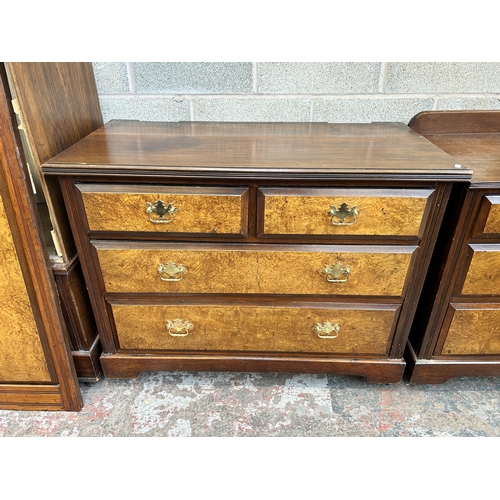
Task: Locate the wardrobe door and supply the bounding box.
[0,64,81,410]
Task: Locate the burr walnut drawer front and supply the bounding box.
[110,301,400,355]
[439,303,500,355]
[461,244,500,295]
[258,187,435,237]
[77,184,249,235]
[94,242,416,297]
[475,195,500,236]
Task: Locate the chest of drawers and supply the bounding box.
[42,121,470,383]
[407,111,500,383]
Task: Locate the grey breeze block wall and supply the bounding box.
[92,62,500,124]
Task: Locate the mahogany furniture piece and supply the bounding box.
[407,111,500,383]
[0,65,82,410]
[4,62,103,381]
[42,120,470,383]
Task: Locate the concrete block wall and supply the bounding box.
[92,62,500,124]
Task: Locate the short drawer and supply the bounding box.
[110,301,400,355]
[475,195,500,236]
[439,303,500,355]
[461,244,500,295]
[77,184,249,235]
[258,187,434,237]
[94,242,416,297]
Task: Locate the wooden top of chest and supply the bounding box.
[409,111,500,188]
[42,120,470,181]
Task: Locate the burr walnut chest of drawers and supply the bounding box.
[407,111,500,383]
[42,120,470,383]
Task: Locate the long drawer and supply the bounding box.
[259,187,434,237]
[77,184,249,235]
[110,301,400,355]
[94,242,417,296]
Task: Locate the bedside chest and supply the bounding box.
[407,111,500,383]
[42,121,470,383]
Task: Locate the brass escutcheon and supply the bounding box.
[314,321,340,339]
[166,319,193,337]
[327,203,359,226]
[322,262,350,283]
[157,262,186,281]
[146,200,178,224]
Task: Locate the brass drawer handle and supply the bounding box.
[314,321,340,339]
[166,319,193,337]
[322,263,350,283]
[146,200,178,224]
[158,262,186,281]
[327,203,359,226]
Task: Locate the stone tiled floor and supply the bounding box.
[2,372,500,436]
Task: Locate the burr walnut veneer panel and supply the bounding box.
[441,304,500,355]
[0,194,50,382]
[0,66,81,409]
